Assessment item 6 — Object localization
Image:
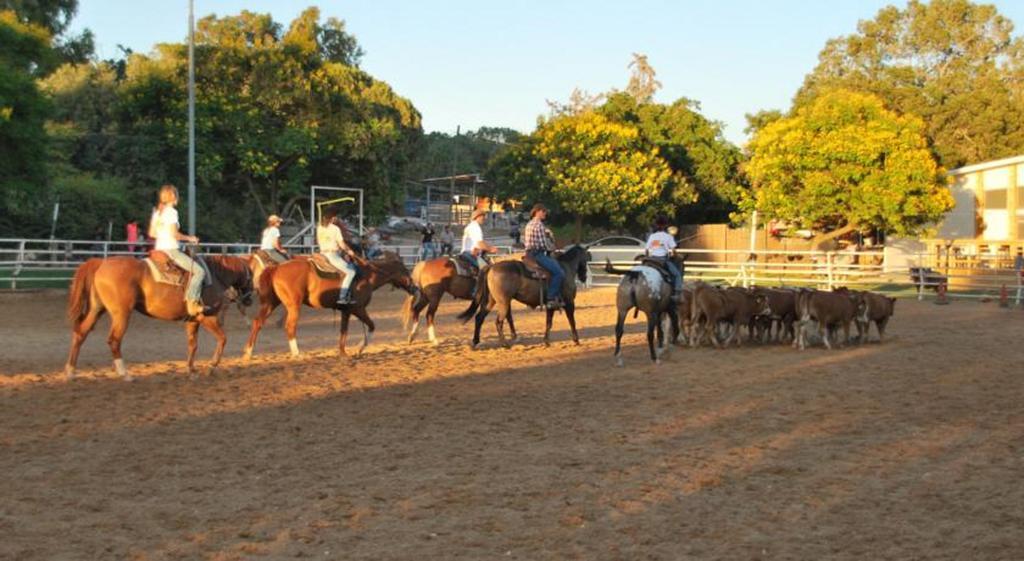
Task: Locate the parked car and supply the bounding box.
[584,236,647,266]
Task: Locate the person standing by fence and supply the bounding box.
[439,225,454,256]
[125,220,139,254]
[420,222,436,260]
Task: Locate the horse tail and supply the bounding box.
[456,266,489,323]
[258,262,278,300]
[401,291,418,332]
[67,258,102,324]
[604,258,632,275]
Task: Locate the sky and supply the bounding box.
[69,0,1024,146]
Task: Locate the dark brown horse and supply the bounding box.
[401,256,477,345]
[242,252,415,360]
[64,254,254,380]
[457,245,591,349]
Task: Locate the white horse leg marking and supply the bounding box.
[288,339,299,357]
[114,358,132,381]
[428,324,438,346]
[242,345,253,361]
[357,324,371,356]
[408,321,420,342]
[64,364,75,379]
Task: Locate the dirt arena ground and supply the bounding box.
[1,288,1022,560]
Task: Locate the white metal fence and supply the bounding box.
[588,247,1024,304]
[0,238,514,289]
[2,238,1022,305]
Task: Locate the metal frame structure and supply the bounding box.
[284,186,365,246]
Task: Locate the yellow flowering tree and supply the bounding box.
[743,89,954,241]
[537,111,671,239]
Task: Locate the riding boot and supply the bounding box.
[336,288,353,306]
[187,300,212,317]
[546,293,564,310]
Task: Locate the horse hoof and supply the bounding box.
[64,366,75,379]
[615,357,624,368]
[654,358,662,366]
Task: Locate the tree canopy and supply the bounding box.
[487,55,743,235]
[797,0,1024,168]
[743,89,954,239]
[39,7,421,239]
[0,10,53,235]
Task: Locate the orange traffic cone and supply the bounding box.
[935,281,949,305]
[999,284,1009,308]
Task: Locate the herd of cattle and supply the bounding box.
[680,283,897,351]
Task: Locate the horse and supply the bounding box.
[456,245,591,349]
[401,255,478,346]
[64,253,254,380]
[604,259,679,366]
[242,252,416,360]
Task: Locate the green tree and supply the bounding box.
[42,7,421,240]
[537,111,672,240]
[0,10,52,235]
[0,0,93,68]
[599,92,743,224]
[798,0,1024,168]
[744,89,954,241]
[404,127,521,181]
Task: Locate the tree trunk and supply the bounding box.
[574,215,583,243]
[245,177,269,219]
[810,223,859,250]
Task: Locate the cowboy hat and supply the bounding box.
[267,214,283,225]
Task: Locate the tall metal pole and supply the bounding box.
[187,0,196,235]
[451,125,458,223]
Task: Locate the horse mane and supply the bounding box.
[558,244,587,262]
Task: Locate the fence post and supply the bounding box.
[826,251,834,290]
[917,252,925,301]
[102,241,109,258]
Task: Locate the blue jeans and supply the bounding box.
[652,256,683,292]
[527,250,563,300]
[323,252,357,291]
[460,250,486,269]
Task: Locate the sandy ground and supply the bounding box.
[1,288,1023,560]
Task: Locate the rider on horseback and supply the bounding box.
[317,209,359,305]
[461,209,497,269]
[646,215,683,302]
[260,214,289,263]
[461,209,498,296]
[149,184,208,317]
[524,203,564,310]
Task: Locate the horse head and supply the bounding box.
[559,244,592,284]
[209,255,254,306]
[369,253,417,296]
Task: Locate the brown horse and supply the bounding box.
[457,245,591,349]
[242,252,416,360]
[401,256,477,346]
[64,254,254,380]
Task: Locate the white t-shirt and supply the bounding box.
[646,231,677,258]
[317,224,346,253]
[151,206,180,251]
[461,221,483,253]
[260,226,280,250]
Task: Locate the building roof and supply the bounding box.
[947,155,1024,176]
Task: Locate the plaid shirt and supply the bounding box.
[524,218,554,251]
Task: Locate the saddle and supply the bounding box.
[451,254,482,278]
[520,254,551,282]
[309,253,355,281]
[640,258,675,287]
[144,251,213,287]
